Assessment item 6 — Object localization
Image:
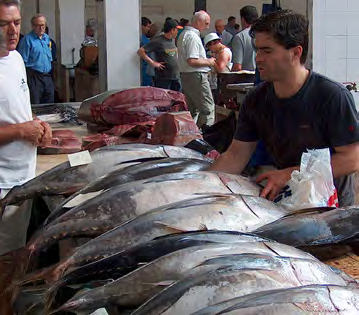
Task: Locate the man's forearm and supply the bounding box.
[0,124,22,145]
[331,153,359,178]
[137,48,154,66]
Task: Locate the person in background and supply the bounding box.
[225,16,237,36]
[0,0,52,256]
[208,10,359,207]
[18,13,54,104]
[204,33,232,73]
[234,23,241,34]
[176,18,189,43]
[177,11,216,128]
[138,19,182,92]
[140,16,152,86]
[145,23,161,84]
[231,5,258,72]
[214,19,232,46]
[45,26,56,81]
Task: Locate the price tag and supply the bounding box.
[68,150,93,167]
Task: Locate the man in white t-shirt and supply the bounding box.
[177,11,216,128]
[0,0,52,255]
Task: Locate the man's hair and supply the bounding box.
[31,13,46,25]
[141,17,151,27]
[240,6,258,24]
[250,10,309,64]
[179,18,189,27]
[192,11,208,24]
[228,16,236,22]
[0,0,20,8]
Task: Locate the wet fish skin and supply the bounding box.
[51,242,317,314]
[44,158,211,225]
[130,266,310,315]
[0,144,208,219]
[253,207,359,250]
[27,174,263,255]
[193,285,359,315]
[50,194,287,276]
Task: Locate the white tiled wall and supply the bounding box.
[313,0,359,85]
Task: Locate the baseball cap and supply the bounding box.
[163,19,183,33]
[204,33,221,46]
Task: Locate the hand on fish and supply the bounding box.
[38,121,52,148]
[256,167,297,201]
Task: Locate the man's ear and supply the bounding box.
[292,45,303,63]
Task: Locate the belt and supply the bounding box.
[26,68,51,76]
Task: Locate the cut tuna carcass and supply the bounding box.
[78,87,187,126]
[151,112,203,146]
[37,130,82,155]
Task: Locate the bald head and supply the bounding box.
[191,11,210,32]
[215,19,225,34]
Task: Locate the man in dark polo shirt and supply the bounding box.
[137,19,182,92]
[209,10,359,207]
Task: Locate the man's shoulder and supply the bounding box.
[244,82,271,106]
[310,71,348,93]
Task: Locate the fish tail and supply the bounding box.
[9,262,58,303]
[44,279,67,312]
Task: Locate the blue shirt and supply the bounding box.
[17,31,52,74]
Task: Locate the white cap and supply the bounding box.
[204,33,221,46]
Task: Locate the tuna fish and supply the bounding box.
[131,262,349,315]
[28,193,286,276]
[253,207,359,259]
[27,174,262,255]
[192,285,359,315]
[44,158,212,225]
[50,242,319,314]
[0,144,208,219]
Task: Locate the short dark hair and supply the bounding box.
[179,18,189,27]
[228,16,236,22]
[141,17,152,27]
[250,10,309,64]
[0,0,20,8]
[240,6,258,24]
[165,17,172,22]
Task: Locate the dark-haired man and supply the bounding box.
[0,0,51,255]
[137,19,182,91]
[231,5,258,71]
[208,10,359,207]
[225,16,237,36]
[140,16,152,86]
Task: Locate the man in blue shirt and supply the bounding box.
[18,14,54,104]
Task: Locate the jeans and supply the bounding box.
[154,78,182,92]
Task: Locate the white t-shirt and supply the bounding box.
[177,26,210,73]
[0,50,36,189]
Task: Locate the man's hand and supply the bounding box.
[39,121,52,148]
[207,57,216,67]
[152,61,166,70]
[256,167,297,201]
[18,121,45,146]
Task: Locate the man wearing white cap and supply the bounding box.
[177,11,216,128]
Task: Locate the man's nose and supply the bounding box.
[7,22,17,35]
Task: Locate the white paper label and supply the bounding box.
[68,150,93,167]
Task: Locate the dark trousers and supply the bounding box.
[26,68,55,104]
[154,78,182,92]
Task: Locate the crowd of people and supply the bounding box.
[138,6,259,129]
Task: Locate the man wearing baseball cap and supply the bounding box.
[137,19,182,91]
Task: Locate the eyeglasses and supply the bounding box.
[33,24,46,28]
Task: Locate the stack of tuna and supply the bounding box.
[1,144,359,314]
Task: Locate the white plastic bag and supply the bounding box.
[275,148,338,212]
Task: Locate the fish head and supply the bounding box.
[50,287,108,314]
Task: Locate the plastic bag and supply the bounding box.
[275,148,338,211]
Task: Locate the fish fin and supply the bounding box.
[198,223,208,231]
[154,221,189,233]
[283,206,336,217]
